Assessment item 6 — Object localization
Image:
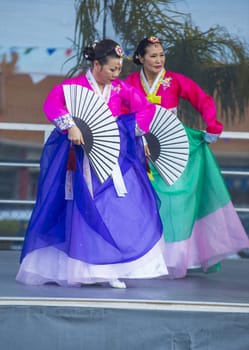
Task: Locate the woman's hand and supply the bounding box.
[144,144,151,158]
[204,132,220,144]
[68,125,84,145]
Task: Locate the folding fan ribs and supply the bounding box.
[63,84,120,183]
[144,106,189,185]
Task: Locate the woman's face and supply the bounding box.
[93,57,122,85]
[140,44,165,76]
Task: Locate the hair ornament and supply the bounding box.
[92,41,98,49]
[147,36,161,44]
[115,45,124,57]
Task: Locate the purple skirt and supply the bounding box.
[20,114,163,266]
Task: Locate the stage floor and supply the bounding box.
[1,251,249,350]
[0,250,249,312]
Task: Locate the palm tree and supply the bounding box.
[165,22,249,127]
[69,0,187,75]
[69,0,249,125]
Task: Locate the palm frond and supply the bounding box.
[69,0,249,125]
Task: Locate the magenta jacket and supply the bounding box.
[125,71,223,134]
[43,74,156,133]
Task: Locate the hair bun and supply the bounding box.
[82,46,95,61]
[133,52,142,66]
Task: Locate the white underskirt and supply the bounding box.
[16,236,169,286]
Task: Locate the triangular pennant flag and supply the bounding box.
[24,48,35,55]
[29,73,47,84]
[65,48,73,56]
[47,48,56,55]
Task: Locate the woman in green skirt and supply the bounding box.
[125,36,249,278]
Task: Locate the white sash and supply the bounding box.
[85,70,127,197]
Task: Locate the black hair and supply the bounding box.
[133,37,163,65]
[83,39,123,66]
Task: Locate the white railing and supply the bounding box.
[0,122,54,142]
[0,123,249,243]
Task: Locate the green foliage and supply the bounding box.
[68,0,186,75]
[166,22,249,126]
[109,0,185,48]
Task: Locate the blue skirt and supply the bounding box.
[20,114,163,266]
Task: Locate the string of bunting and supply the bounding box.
[0,46,133,59]
[0,46,133,82]
[0,46,74,58]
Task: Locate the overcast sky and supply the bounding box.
[174,0,249,43]
[0,0,248,77]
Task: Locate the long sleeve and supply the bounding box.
[126,71,223,134]
[170,72,223,134]
[43,84,68,121]
[43,80,76,131]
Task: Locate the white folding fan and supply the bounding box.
[63,84,120,183]
[144,105,189,185]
